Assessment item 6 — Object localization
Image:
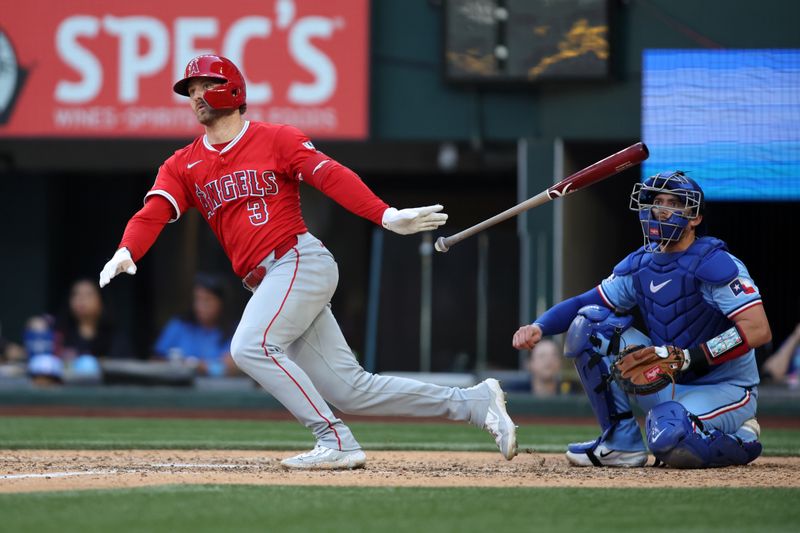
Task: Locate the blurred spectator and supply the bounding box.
[28,353,65,386]
[528,339,563,397]
[762,322,800,388]
[153,273,236,377]
[23,314,56,357]
[55,278,133,360]
[0,320,26,363]
[68,353,104,385]
[20,315,62,386]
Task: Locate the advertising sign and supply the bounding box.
[0,0,368,138]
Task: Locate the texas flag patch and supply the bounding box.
[729,277,756,297]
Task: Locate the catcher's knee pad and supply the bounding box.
[646,401,706,468]
[646,401,762,468]
[564,306,648,436]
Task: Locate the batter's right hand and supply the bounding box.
[99,247,137,288]
[513,324,542,351]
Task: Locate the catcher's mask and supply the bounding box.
[173,54,246,110]
[629,171,705,252]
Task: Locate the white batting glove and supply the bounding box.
[99,248,137,288]
[382,204,448,235]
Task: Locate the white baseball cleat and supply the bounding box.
[739,418,761,440]
[483,378,518,460]
[565,441,648,467]
[280,445,367,470]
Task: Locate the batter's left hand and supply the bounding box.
[382,204,448,235]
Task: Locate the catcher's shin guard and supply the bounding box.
[564,306,648,449]
[646,401,762,468]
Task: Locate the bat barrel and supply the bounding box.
[546,142,649,198]
[434,142,649,253]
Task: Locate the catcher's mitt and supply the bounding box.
[612,345,686,396]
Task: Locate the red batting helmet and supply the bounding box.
[173,55,246,110]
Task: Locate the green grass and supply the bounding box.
[0,485,797,533]
[0,416,798,455]
[1,419,797,532]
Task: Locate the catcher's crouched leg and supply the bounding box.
[563,305,649,467]
[646,401,762,468]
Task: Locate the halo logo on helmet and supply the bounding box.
[186,58,201,76]
[173,55,246,110]
[629,170,705,252]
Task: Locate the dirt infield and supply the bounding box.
[2,449,798,493]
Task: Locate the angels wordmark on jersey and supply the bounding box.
[141,117,395,279]
[194,170,279,221]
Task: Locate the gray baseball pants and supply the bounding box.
[231,232,491,451]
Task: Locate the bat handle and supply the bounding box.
[434,236,450,253]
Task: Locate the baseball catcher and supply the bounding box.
[513,171,770,468]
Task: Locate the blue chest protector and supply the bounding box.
[613,237,739,350]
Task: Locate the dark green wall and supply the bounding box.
[373,0,800,143]
[371,0,800,337]
[371,0,541,141]
[0,175,49,344]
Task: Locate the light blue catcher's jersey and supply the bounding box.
[598,253,763,387]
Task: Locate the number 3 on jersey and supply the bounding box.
[247,199,269,225]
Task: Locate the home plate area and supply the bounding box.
[2,450,798,493]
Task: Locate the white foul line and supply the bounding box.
[1,464,256,480]
[150,463,248,469]
[2,470,117,480]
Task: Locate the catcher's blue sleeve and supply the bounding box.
[533,288,608,336]
[700,254,763,318]
[598,272,637,311]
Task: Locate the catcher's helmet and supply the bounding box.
[629,170,705,252]
[173,55,246,110]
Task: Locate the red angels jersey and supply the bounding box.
[146,121,376,277]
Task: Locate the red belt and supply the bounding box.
[241,235,298,291]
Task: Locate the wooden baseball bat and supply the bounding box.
[434,142,649,252]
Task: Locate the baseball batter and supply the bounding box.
[99,55,517,470]
[513,171,771,468]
